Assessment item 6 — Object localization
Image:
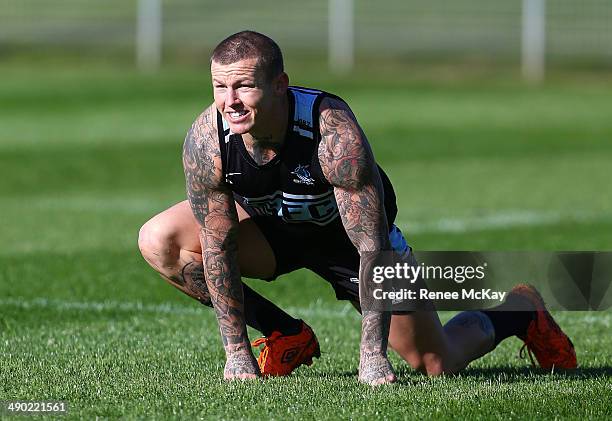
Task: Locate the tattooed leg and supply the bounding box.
[387,309,496,375]
[138,221,212,305]
[139,201,302,336]
[175,260,213,305]
[140,222,258,379]
[445,311,495,341]
[442,311,496,372]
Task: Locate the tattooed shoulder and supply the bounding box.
[182,104,227,224]
[318,97,374,189]
[183,104,222,185]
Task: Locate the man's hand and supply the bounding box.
[224,345,261,380]
[359,312,396,385]
[318,97,396,386]
[183,105,258,380]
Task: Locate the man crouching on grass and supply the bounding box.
[138,30,576,384]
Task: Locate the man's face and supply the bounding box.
[211,58,275,135]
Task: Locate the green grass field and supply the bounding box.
[1,59,611,419]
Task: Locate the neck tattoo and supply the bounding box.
[245,137,280,166]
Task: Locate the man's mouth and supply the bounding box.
[227,110,249,122]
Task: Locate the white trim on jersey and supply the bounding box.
[290,87,321,139]
[242,190,334,203]
[282,191,333,200]
[221,117,233,143]
[240,189,339,226]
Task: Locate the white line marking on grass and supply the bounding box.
[2,297,609,326]
[0,297,359,320]
[397,210,612,234]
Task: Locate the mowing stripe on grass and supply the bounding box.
[4,195,612,232]
[398,209,612,234]
[0,297,359,319]
[2,196,172,214]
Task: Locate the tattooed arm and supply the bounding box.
[318,97,396,385]
[183,104,259,380]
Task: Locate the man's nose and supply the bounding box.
[226,88,240,106]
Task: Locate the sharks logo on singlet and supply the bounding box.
[241,190,338,226]
[291,164,315,186]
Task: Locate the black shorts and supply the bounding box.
[250,215,410,302]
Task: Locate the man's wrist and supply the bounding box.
[224,341,252,355]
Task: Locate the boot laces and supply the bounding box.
[519,343,536,367]
[251,332,283,366]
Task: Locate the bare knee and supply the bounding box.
[138,219,180,274]
[422,353,445,376]
[409,354,445,376]
[390,343,446,376]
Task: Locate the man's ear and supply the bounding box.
[273,72,289,96]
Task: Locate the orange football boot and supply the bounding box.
[510,284,577,370]
[251,321,321,376]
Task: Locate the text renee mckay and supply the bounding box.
[373,288,507,302]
